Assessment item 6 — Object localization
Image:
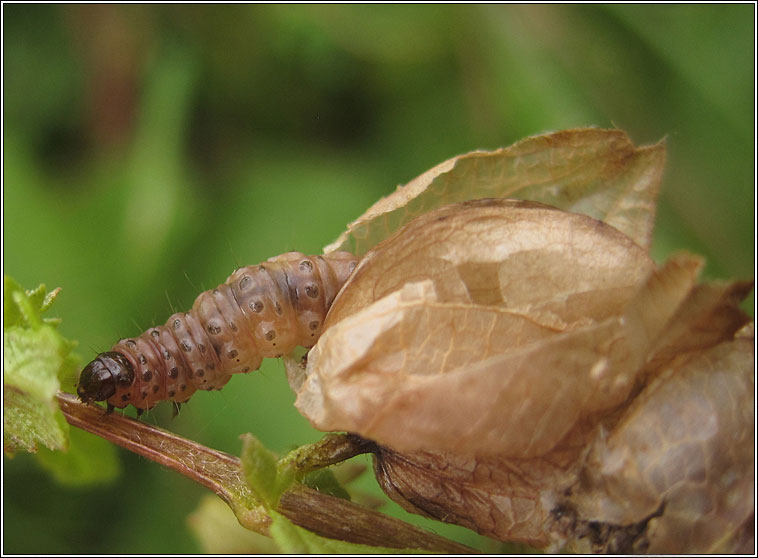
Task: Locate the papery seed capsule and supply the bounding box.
[76,251,358,411]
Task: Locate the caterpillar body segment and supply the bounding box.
[76,251,358,411]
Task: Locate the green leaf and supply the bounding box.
[3,383,68,455]
[3,276,24,327]
[240,433,295,509]
[4,325,70,454]
[4,275,123,483]
[3,276,61,329]
[188,495,279,554]
[302,468,351,501]
[269,510,431,554]
[3,277,72,452]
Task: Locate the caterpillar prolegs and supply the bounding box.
[76,251,358,413]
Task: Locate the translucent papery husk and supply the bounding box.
[325,128,665,256]
[298,199,701,456]
[368,325,754,552]
[290,198,753,551]
[569,332,755,554]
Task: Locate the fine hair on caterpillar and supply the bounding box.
[77,251,358,414]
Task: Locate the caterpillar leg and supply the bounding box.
[171,401,182,418]
[106,403,115,415]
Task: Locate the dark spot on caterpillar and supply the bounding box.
[76,251,359,411]
[305,284,319,298]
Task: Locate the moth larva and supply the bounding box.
[76,251,358,412]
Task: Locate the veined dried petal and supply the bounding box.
[298,251,712,458]
[326,198,654,329]
[301,202,700,457]
[371,445,580,548]
[325,129,665,256]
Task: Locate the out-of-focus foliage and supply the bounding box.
[3,4,753,554]
[4,278,72,455]
[3,276,120,489]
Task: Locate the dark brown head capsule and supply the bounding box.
[76,352,134,403]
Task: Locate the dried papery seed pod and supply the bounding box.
[569,333,755,554]
[77,251,358,411]
[324,197,657,329]
[282,130,752,551]
[291,197,753,551]
[325,128,666,256]
[296,198,660,455]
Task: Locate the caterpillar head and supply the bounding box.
[77,352,134,404]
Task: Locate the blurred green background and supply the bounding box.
[3,4,754,554]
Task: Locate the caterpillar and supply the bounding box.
[76,251,358,414]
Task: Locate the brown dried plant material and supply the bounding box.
[323,199,655,332]
[325,128,665,256]
[369,438,590,548]
[293,195,753,549]
[298,200,701,458]
[570,334,754,554]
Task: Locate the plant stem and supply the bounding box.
[55,392,477,554]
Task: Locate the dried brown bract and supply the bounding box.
[287,129,754,552]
